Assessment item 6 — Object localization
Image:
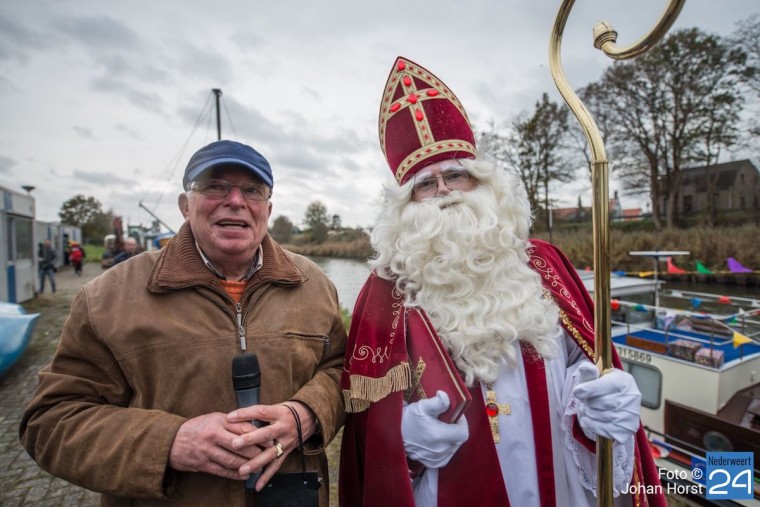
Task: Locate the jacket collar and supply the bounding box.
[147,222,305,293]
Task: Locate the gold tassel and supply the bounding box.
[343,362,411,412]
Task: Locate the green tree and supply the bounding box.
[303,201,330,243]
[59,195,102,227]
[88,209,115,245]
[270,215,294,243]
[59,195,112,244]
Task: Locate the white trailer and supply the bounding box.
[1,186,36,303]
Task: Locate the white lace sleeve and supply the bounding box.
[561,354,636,497]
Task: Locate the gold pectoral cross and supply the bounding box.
[410,357,427,400]
[484,383,510,443]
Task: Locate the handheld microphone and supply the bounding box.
[232,353,262,490]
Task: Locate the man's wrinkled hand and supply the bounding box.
[168,412,260,481]
[227,402,316,490]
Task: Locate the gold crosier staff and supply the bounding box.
[548,1,685,505]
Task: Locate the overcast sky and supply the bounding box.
[1,0,757,233]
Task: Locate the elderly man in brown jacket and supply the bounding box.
[20,140,347,506]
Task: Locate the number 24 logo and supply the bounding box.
[708,469,753,495]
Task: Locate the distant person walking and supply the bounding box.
[38,239,57,294]
[111,237,139,266]
[69,242,85,276]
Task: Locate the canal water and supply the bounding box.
[309,256,759,314]
[308,256,371,312]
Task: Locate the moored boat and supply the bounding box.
[581,271,760,505]
[0,301,40,376]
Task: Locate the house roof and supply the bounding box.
[679,159,758,190]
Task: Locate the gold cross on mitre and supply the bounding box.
[484,383,510,443]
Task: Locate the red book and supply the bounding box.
[405,308,471,423]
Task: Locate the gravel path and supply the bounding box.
[1,264,101,506]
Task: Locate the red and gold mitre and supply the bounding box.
[379,56,477,185]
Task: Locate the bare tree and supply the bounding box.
[733,15,760,96]
[582,28,749,229]
[480,95,575,223]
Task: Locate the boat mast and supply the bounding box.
[212,88,222,140]
[138,202,176,234]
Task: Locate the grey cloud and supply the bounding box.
[72,169,134,186]
[273,147,326,176]
[53,16,140,51]
[312,128,370,155]
[0,16,55,62]
[73,126,94,139]
[176,45,234,84]
[222,98,291,146]
[48,16,170,111]
[336,156,362,174]
[230,32,267,53]
[90,75,166,113]
[115,123,143,140]
[0,154,15,173]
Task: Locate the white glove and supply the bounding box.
[401,391,469,469]
[572,362,641,444]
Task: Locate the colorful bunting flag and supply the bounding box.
[695,261,713,274]
[667,257,687,274]
[733,331,753,348]
[718,295,732,304]
[691,297,702,309]
[727,257,753,273]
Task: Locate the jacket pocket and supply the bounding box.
[251,332,330,403]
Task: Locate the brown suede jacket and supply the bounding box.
[20,223,347,506]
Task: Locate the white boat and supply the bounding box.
[0,301,39,376]
[580,270,760,505]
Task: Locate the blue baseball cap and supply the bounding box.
[183,140,273,189]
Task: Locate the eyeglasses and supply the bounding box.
[191,179,271,201]
[412,168,474,199]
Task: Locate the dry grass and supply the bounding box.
[283,236,372,260]
[286,225,760,274]
[534,224,760,272]
[326,429,341,505]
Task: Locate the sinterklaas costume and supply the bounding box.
[338,57,666,507]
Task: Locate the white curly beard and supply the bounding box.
[370,158,562,385]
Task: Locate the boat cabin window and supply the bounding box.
[611,293,655,326]
[621,360,661,409]
[7,216,34,260]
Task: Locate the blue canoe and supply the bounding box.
[0,301,40,376]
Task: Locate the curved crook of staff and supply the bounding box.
[548,0,685,505]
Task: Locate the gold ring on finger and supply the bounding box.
[274,439,284,459]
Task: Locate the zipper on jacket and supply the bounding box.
[288,333,329,356]
[321,335,329,356]
[236,302,246,351]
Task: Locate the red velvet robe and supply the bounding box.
[339,240,666,507]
